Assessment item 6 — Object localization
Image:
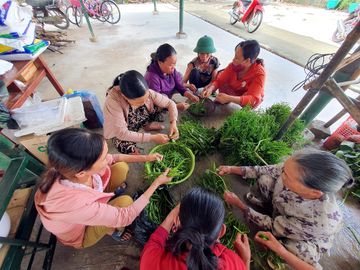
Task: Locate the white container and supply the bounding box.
[0,212,11,249]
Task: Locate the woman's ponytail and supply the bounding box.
[166,188,225,270]
[167,227,218,270]
[39,167,61,193]
[187,229,217,270]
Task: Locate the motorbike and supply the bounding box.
[25,0,69,30]
[228,0,264,33]
[332,6,359,43]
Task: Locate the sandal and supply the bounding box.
[112,182,128,199]
[111,227,133,243]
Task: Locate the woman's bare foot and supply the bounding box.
[177,102,190,111]
[143,122,165,131]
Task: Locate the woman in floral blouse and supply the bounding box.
[218,149,354,270]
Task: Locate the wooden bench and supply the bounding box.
[0,134,56,270]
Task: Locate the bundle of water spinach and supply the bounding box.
[177,117,217,156]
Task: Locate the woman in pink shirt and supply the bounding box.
[35,128,172,248]
[141,187,251,270]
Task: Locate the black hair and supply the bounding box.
[235,40,261,63]
[166,187,225,270]
[39,128,104,193]
[109,70,148,99]
[150,43,177,63]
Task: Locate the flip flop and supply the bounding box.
[113,182,128,198]
[111,227,133,243]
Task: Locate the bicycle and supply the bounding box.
[66,0,121,26]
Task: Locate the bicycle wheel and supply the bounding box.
[74,7,83,26]
[245,10,262,33]
[100,0,121,24]
[48,8,70,29]
[66,6,77,25]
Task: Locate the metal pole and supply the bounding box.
[176,0,187,38]
[79,0,97,42]
[275,22,360,140]
[152,0,158,15]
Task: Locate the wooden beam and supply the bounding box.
[325,78,360,125]
[275,22,360,140]
[324,95,360,128]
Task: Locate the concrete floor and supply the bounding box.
[20,3,360,269]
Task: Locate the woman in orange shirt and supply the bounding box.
[202,40,265,109]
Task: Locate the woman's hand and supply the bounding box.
[153,168,173,186]
[217,165,245,176]
[151,134,170,144]
[187,84,197,93]
[215,93,231,104]
[217,165,232,176]
[169,122,179,140]
[185,91,200,103]
[224,191,248,211]
[161,204,180,233]
[254,231,286,255]
[234,233,251,269]
[255,232,317,270]
[201,84,215,98]
[176,102,190,111]
[147,153,163,162]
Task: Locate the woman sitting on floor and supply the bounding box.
[144,43,200,111]
[202,39,265,109]
[35,128,171,248]
[218,149,353,270]
[141,187,251,270]
[104,70,179,154]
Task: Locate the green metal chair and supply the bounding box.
[0,134,56,270]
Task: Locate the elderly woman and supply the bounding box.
[218,150,353,270]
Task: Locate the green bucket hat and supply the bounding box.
[193,35,216,53]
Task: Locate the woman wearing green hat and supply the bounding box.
[183,35,220,93]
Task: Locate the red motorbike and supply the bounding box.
[228,0,264,33]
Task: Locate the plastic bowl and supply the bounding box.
[145,143,195,185]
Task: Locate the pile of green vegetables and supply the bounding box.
[145,143,194,185]
[219,103,305,166]
[188,99,207,116]
[146,189,174,225]
[221,212,250,249]
[197,164,229,197]
[335,141,360,200]
[177,118,217,156]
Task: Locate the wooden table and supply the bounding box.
[0,56,64,109]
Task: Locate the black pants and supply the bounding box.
[189,69,212,88]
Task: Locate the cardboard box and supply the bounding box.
[19,135,49,164]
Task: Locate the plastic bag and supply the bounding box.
[130,209,157,247]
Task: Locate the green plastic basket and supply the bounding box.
[145,143,195,185]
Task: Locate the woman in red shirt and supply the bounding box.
[202,40,265,109]
[140,187,251,270]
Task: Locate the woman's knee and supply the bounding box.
[110,162,129,183]
[109,195,134,207]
